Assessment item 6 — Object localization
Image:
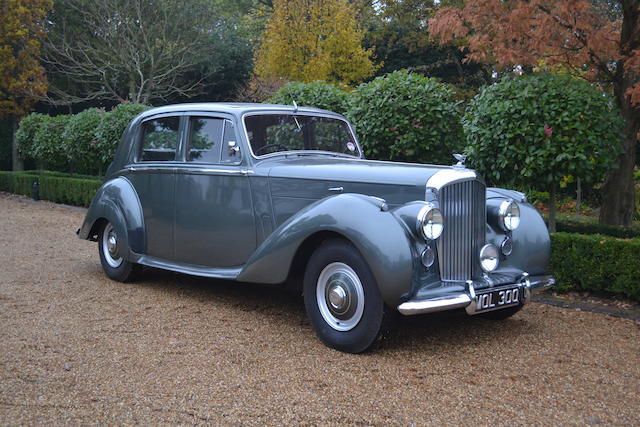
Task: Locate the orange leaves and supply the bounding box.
[429,0,625,82]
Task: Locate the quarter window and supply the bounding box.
[140,117,180,161]
[188,117,224,163]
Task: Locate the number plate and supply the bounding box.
[474,286,521,313]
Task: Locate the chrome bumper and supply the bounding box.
[397,274,555,316]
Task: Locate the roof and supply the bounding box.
[136,102,340,120]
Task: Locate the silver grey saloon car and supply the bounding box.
[78,103,554,353]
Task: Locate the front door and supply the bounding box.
[173,115,256,267]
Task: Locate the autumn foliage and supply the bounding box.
[430,0,640,226]
[430,1,638,103]
[254,0,377,85]
[0,0,52,118]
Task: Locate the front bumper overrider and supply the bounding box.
[397,274,555,316]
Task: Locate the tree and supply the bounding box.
[253,0,377,85]
[463,73,625,232]
[429,0,640,227]
[43,0,249,106]
[0,0,52,170]
[346,70,463,165]
[365,0,489,88]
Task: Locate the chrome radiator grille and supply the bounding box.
[436,180,486,281]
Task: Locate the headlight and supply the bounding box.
[417,205,443,240]
[499,200,520,231]
[479,244,499,272]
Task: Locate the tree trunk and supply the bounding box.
[599,1,639,227]
[576,177,581,221]
[549,184,557,233]
[10,118,23,171]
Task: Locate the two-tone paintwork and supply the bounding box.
[79,103,552,310]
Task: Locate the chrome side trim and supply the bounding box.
[426,169,478,190]
[173,167,254,175]
[134,254,242,279]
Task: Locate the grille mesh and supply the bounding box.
[436,180,486,281]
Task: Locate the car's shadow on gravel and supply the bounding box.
[132,267,538,353]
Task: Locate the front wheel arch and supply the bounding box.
[286,230,351,291]
[303,239,394,353]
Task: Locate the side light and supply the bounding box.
[421,246,435,268]
[479,244,499,272]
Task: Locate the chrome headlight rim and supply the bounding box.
[479,243,499,272]
[499,200,521,231]
[417,204,444,241]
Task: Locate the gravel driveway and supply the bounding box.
[1,193,639,425]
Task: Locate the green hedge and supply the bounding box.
[555,219,640,239]
[551,232,640,301]
[0,170,101,207]
[16,103,149,176]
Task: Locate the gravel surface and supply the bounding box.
[1,193,639,425]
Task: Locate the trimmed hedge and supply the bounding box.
[16,103,149,176]
[346,70,463,165]
[555,219,640,239]
[0,170,101,207]
[551,232,640,301]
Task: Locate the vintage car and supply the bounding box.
[78,103,554,353]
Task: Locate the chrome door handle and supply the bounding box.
[328,187,343,192]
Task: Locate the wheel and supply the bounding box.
[98,221,140,282]
[478,304,523,320]
[303,239,391,353]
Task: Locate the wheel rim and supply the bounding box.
[101,223,123,268]
[316,262,365,332]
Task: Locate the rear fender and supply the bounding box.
[237,193,415,307]
[78,177,145,257]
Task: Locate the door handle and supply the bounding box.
[328,187,343,192]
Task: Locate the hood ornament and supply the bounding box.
[453,153,467,168]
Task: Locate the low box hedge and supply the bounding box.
[0,170,101,207]
[551,232,640,301]
[555,219,640,239]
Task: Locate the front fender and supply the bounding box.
[78,177,145,256]
[486,189,551,276]
[237,194,415,307]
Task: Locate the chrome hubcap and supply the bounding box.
[107,234,118,257]
[328,283,348,312]
[316,262,365,332]
[102,223,123,268]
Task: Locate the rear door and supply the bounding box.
[127,113,183,260]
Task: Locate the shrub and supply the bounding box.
[32,114,72,172]
[15,113,48,161]
[0,170,101,207]
[346,70,463,164]
[62,108,105,176]
[551,232,640,301]
[94,103,150,167]
[268,81,350,115]
[463,73,624,231]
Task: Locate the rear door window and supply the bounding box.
[139,117,180,161]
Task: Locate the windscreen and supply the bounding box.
[244,114,360,157]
